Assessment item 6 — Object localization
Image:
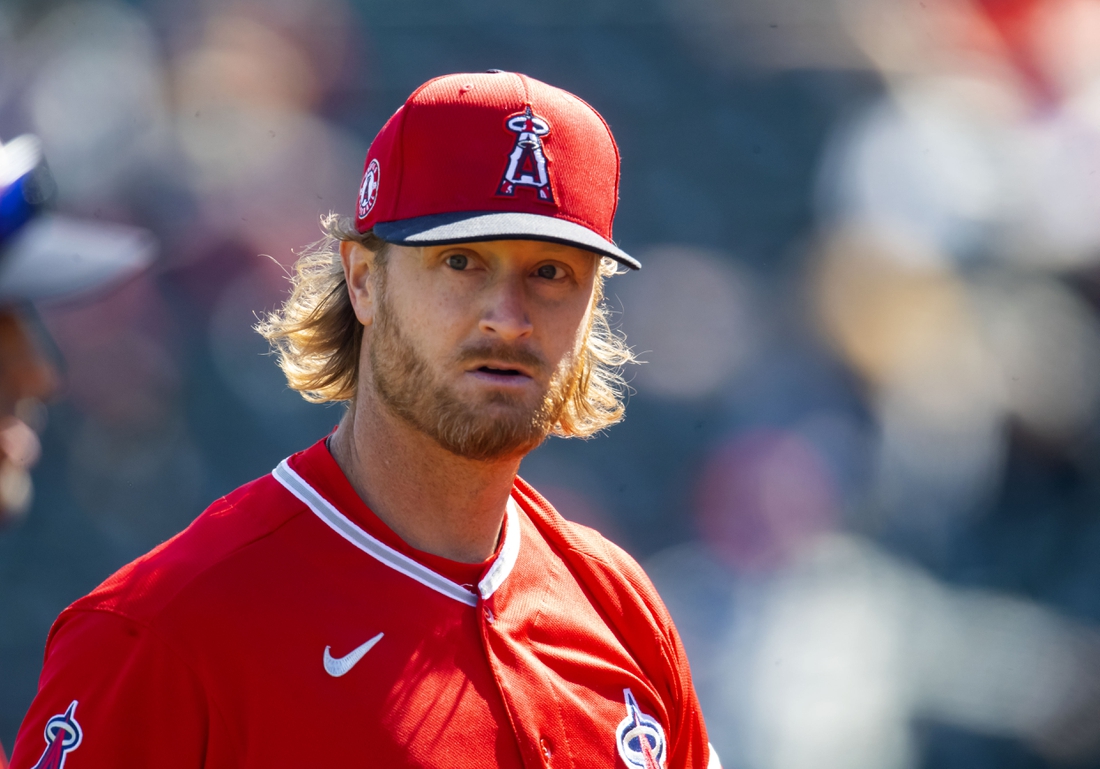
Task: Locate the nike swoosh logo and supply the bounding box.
[323,632,384,677]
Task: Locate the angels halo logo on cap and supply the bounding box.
[353,70,641,270]
[358,159,380,219]
[497,106,554,203]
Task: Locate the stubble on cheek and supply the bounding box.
[367,281,582,461]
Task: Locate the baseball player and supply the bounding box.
[10,72,720,768]
[0,133,154,767]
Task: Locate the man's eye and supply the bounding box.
[445,253,469,270]
[536,264,563,280]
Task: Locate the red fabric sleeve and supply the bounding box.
[513,479,714,768]
[601,539,712,769]
[662,607,713,768]
[9,609,218,769]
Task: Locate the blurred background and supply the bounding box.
[4,0,1100,765]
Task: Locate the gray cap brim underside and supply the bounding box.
[373,211,640,270]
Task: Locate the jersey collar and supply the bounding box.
[271,441,521,607]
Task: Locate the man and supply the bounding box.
[11,71,718,768]
[0,133,154,766]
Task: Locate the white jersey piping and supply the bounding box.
[272,459,520,606]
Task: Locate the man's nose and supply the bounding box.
[478,274,534,341]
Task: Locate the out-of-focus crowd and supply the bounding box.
[3,0,1100,767]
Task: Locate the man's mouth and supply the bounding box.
[467,360,536,385]
[477,366,525,377]
[458,345,542,382]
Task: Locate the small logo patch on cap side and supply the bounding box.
[497,106,555,204]
[358,158,381,219]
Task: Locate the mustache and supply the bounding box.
[456,342,546,373]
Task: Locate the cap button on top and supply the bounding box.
[485,69,504,73]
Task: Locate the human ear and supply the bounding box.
[340,240,378,326]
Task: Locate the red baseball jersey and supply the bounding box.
[11,438,718,768]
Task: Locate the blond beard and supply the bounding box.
[368,276,582,461]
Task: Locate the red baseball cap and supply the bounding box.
[356,70,639,270]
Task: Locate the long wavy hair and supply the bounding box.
[256,213,635,438]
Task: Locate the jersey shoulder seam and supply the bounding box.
[70,480,310,626]
[512,479,674,641]
[512,479,682,690]
[50,606,245,762]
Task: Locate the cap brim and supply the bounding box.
[373,211,640,270]
[0,214,156,304]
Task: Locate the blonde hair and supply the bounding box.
[257,213,636,437]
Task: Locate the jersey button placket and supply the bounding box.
[540,735,553,763]
[481,587,501,626]
[480,595,541,767]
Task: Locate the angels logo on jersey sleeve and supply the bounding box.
[615,689,666,769]
[30,701,82,769]
[497,106,554,203]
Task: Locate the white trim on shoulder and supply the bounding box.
[272,459,519,607]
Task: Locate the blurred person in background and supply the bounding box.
[641,1,1100,766]
[648,428,1100,769]
[814,0,1100,551]
[0,134,154,767]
